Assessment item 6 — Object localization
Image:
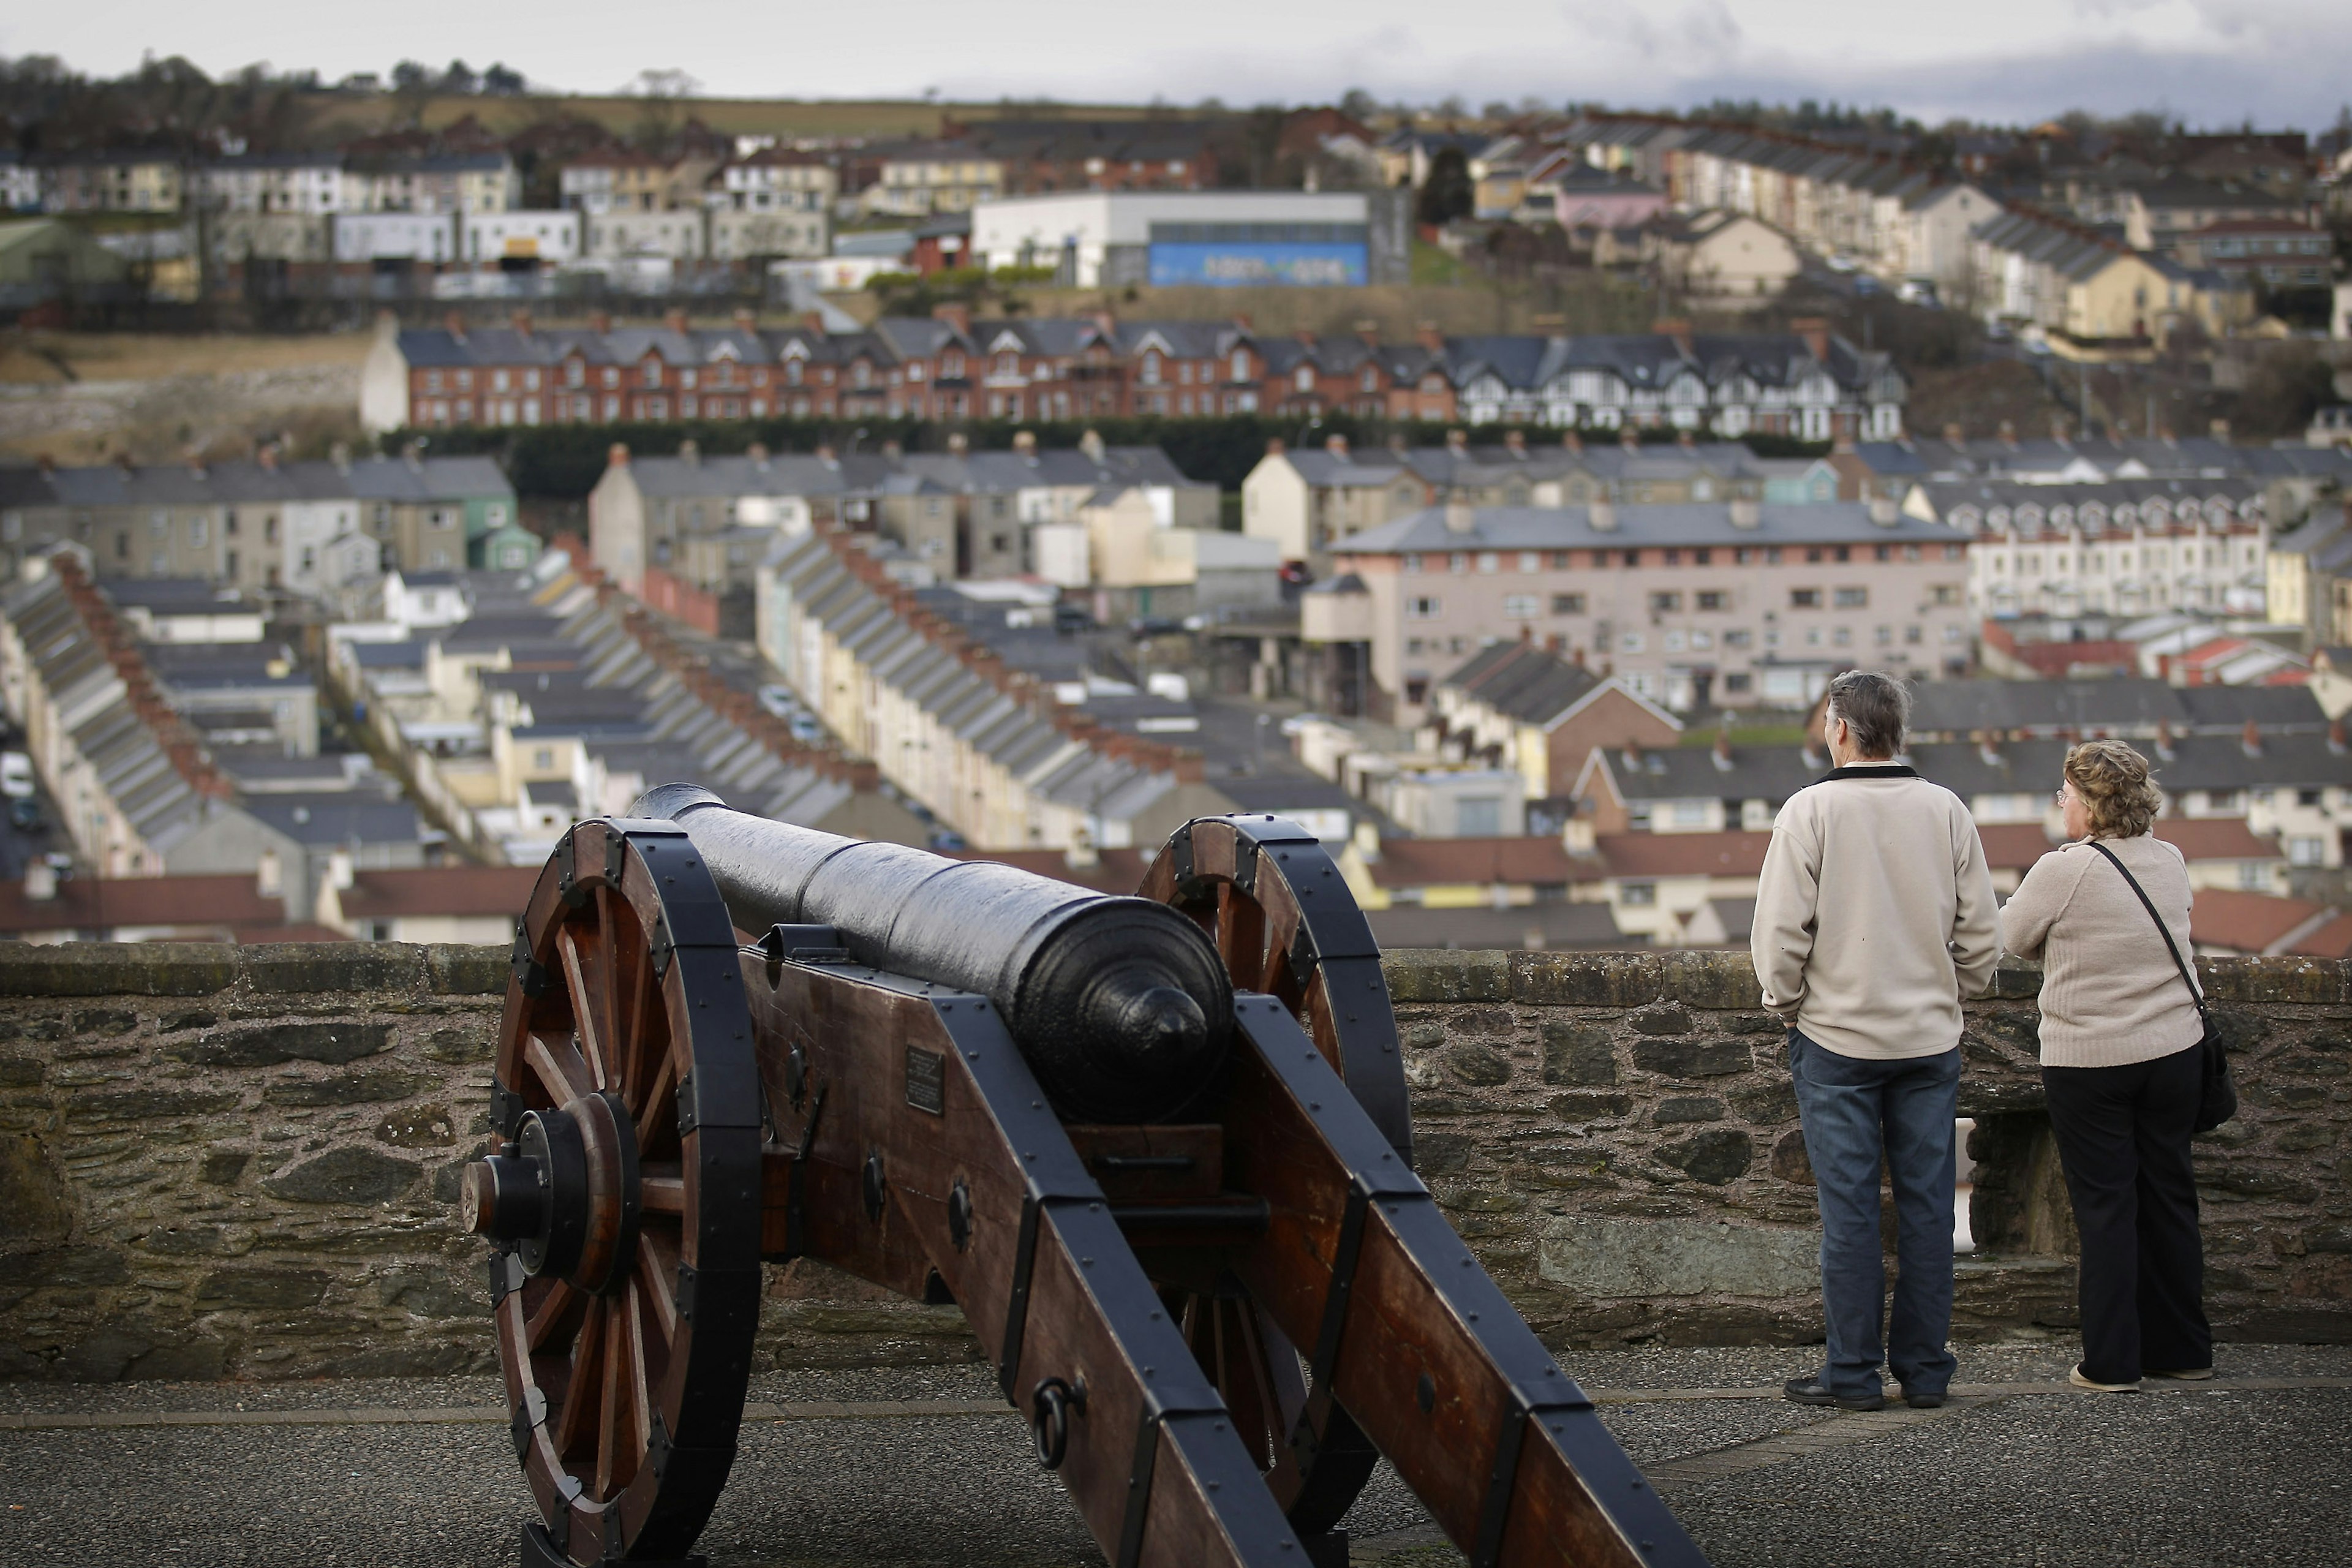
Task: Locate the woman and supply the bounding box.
[1999,739,2212,1392]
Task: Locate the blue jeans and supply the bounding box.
[1789,1031,1961,1400]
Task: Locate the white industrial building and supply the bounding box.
[971,190,1406,288]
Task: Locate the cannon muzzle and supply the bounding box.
[630,784,1232,1122]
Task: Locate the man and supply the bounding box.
[1752,670,2000,1412]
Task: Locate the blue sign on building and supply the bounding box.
[1144,223,1369,288]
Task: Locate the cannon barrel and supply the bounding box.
[631,783,1232,1123]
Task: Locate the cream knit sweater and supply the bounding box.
[1751,767,2003,1060]
[1999,834,2205,1069]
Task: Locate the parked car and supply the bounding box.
[1896,279,1940,307]
[786,712,824,744]
[8,796,40,832]
[0,752,32,799]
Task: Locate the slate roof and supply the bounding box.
[1439,641,1611,729]
[1336,502,1958,554]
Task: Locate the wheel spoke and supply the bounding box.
[527,1032,595,1107]
[526,1278,585,1354]
[597,1294,631,1496]
[624,1283,654,1463]
[554,1297,608,1461]
[632,1041,680,1156]
[616,909,659,1108]
[637,1227,680,1343]
[639,1169,687,1214]
[557,923,609,1091]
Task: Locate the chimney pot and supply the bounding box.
[510,308,533,336]
[1790,315,1829,361]
[664,307,690,335]
[444,310,466,340]
[608,442,630,467]
[1325,433,1349,459]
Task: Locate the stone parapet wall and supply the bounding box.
[0,943,2345,1382]
[1381,948,2351,1349]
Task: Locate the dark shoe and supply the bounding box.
[1784,1375,1885,1412]
[1900,1388,1946,1409]
[2069,1363,2141,1393]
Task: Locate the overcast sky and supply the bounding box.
[9,0,2351,129]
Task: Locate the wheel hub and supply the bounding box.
[464,1090,641,1294]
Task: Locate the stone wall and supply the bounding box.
[1382,948,2351,1349]
[1,943,2345,1382]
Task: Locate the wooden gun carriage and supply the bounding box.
[464,787,1710,1568]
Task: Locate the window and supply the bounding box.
[1619,882,1657,907]
[1620,631,1645,652]
[1695,590,1725,611]
[1503,594,1539,619]
[1551,592,1586,614]
[1476,552,1499,574]
[532,748,554,769]
[1402,553,1423,572]
[1833,587,1868,608]
[1449,553,1469,574]
[1295,366,1314,392]
[1230,350,1250,382]
[1790,588,1821,608]
[1518,552,1540,573]
[1648,591,1681,612]
[1723,672,1752,693]
[1407,596,1442,619]
[1905,625,1923,645]
[1724,628,1752,648]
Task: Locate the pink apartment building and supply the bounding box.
[1303,499,1974,720]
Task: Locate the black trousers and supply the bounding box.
[2042,1044,2212,1382]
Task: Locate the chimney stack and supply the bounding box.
[948,431,970,456]
[1079,428,1105,462]
[932,301,971,336]
[801,311,828,339]
[1444,499,1476,535]
[589,309,612,335]
[1445,428,1468,455]
[1619,424,1640,450]
[1325,433,1349,459]
[1561,429,1583,453]
[1415,320,1444,355]
[443,310,467,341]
[679,439,701,467]
[1868,494,1899,526]
[1942,422,1964,445]
[733,306,757,333]
[608,442,630,469]
[1790,315,1829,362]
[1588,500,1618,532]
[1012,431,1038,456]
[1265,437,1286,457]
[1504,429,1526,457]
[2242,720,2261,756]
[1998,419,2018,447]
[1653,316,1693,355]
[510,308,533,337]
[1728,498,1762,529]
[2210,418,2231,442]
[747,441,769,466]
[662,307,688,335]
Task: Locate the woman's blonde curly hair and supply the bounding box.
[2064,739,2163,839]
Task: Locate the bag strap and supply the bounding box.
[2086,839,2207,1019]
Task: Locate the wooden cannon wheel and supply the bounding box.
[1137,812,1414,1537]
[471,820,764,1564]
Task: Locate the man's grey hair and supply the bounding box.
[1823,670,1910,760]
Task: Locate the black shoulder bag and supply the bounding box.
[2086,840,2237,1133]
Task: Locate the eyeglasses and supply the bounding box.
[2052,786,2073,805]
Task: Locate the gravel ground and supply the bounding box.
[1667,1386,2352,1568]
[1,1349,2344,1567]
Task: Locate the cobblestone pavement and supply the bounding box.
[2,1346,2346,1568]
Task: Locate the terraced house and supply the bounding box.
[1904,477,2270,617]
[362,308,1904,439]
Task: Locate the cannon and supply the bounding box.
[465,790,1711,1568]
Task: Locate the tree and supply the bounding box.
[1338,88,1378,123]
[482,63,526,96]
[1416,146,1472,226]
[440,59,479,95]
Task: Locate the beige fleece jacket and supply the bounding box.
[1751,766,2002,1060]
[1998,834,2206,1068]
